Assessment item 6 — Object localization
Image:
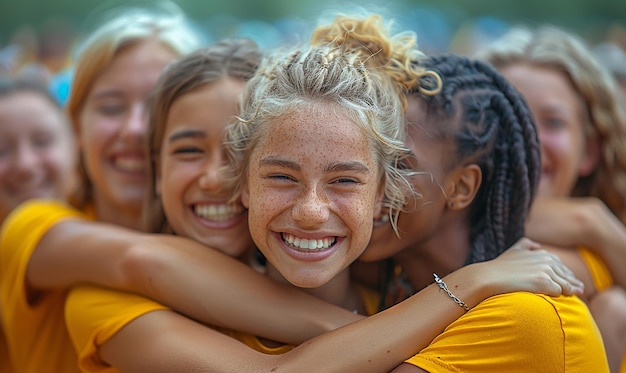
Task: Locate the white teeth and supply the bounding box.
[114,157,145,172]
[282,233,335,250]
[194,203,244,222]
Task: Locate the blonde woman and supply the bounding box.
[479,26,626,372]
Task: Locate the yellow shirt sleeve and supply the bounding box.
[577,247,613,292]
[405,292,609,373]
[0,199,86,373]
[65,285,169,373]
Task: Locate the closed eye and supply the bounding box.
[98,104,127,117]
[173,146,203,154]
[543,118,566,130]
[266,173,296,182]
[332,177,360,184]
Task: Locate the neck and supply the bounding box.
[266,263,363,313]
[394,214,470,292]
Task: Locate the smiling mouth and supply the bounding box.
[113,157,145,172]
[194,203,245,222]
[281,233,337,251]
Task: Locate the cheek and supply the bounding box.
[80,112,120,147]
[249,185,279,214]
[160,161,191,195]
[342,195,375,235]
[540,131,577,163]
[44,148,74,178]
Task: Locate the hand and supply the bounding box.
[474,237,585,297]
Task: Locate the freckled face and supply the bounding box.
[78,40,178,219]
[500,63,596,197]
[157,79,253,258]
[361,95,453,261]
[242,104,384,288]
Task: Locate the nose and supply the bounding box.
[291,185,330,228]
[198,153,225,192]
[120,103,146,143]
[13,142,40,177]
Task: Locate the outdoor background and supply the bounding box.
[1,0,625,86]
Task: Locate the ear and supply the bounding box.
[578,135,600,177]
[445,164,482,210]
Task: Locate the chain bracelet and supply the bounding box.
[433,273,470,311]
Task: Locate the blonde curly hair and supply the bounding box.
[224,14,441,233]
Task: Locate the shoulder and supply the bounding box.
[1,199,86,243]
[66,285,169,352]
[66,285,169,372]
[404,292,608,372]
[0,199,86,275]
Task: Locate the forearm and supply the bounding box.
[526,198,598,247]
[27,220,137,290]
[123,235,362,344]
[28,220,360,344]
[527,198,626,286]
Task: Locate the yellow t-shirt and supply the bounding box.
[577,247,613,292]
[0,199,88,373]
[405,292,609,372]
[577,247,626,373]
[65,285,168,372]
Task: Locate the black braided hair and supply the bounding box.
[412,54,541,263]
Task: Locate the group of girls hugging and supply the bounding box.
[0,3,622,372]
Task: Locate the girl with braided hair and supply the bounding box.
[479,26,626,372]
[57,15,582,372]
[356,53,608,372]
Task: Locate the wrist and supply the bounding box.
[437,264,492,309]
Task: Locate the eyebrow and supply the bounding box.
[325,161,371,174]
[259,156,300,171]
[167,129,207,143]
[259,156,370,174]
[90,89,125,100]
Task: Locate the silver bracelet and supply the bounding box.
[433,273,470,311]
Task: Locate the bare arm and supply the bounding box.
[101,280,466,373]
[527,197,626,287]
[94,241,581,372]
[27,219,360,344]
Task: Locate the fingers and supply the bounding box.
[541,254,585,296]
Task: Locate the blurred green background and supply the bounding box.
[1,0,624,80]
